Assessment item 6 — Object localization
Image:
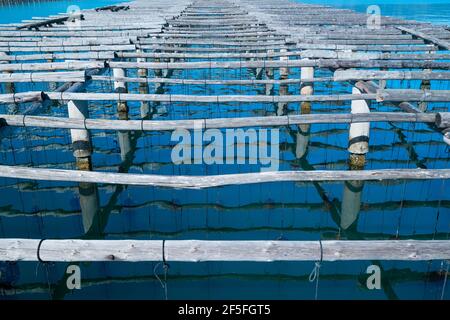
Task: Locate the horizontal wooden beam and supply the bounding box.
[335,70,450,81]
[0,166,448,188]
[0,112,438,131]
[396,26,450,50]
[0,71,87,83]
[1,239,450,262]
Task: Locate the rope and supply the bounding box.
[440,260,449,300]
[36,238,46,263]
[34,239,54,298]
[309,239,323,300]
[153,240,169,300]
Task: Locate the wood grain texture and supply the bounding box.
[0,165,448,188]
[1,239,450,262]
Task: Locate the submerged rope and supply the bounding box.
[153,239,169,300]
[440,260,449,300]
[309,239,323,300]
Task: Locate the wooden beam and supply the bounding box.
[0,165,448,188]
[1,239,450,262]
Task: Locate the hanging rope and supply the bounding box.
[34,239,54,298]
[153,239,170,300]
[440,260,449,300]
[309,239,323,300]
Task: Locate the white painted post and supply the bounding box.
[296,63,314,159]
[0,52,14,93]
[279,48,288,80]
[265,49,274,95]
[348,87,370,156]
[113,67,128,119]
[136,48,147,78]
[67,99,92,170]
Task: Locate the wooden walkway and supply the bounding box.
[0,0,449,262]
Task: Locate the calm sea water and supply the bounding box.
[0,0,449,300]
[296,0,450,25]
[0,0,127,24]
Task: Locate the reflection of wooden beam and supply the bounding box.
[2,239,450,262]
[2,267,442,297]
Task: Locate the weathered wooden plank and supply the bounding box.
[0,71,86,83]
[335,70,450,81]
[396,26,450,50]
[16,14,84,30]
[0,112,436,131]
[0,165,448,188]
[1,239,450,262]
[377,90,450,102]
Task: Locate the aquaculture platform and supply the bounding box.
[0,0,449,268]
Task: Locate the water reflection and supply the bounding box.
[78,182,100,234]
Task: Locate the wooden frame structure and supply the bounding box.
[0,0,449,263]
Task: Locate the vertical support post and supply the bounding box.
[265,49,274,95]
[137,48,150,117]
[296,63,314,159]
[47,57,57,91]
[279,48,289,80]
[277,48,289,116]
[340,86,369,229]
[113,67,128,120]
[68,99,92,171]
[348,86,370,168]
[0,52,14,94]
[419,69,431,112]
[137,48,148,78]
[113,68,132,160]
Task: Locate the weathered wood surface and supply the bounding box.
[2,90,450,104]
[16,14,84,30]
[2,59,449,72]
[396,26,450,50]
[0,112,437,131]
[1,239,450,262]
[377,90,450,102]
[0,71,86,83]
[0,92,377,104]
[0,165,448,188]
[335,70,450,81]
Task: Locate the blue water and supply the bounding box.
[0,0,127,24]
[0,0,449,300]
[296,0,450,25]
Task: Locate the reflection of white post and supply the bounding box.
[118,131,132,162]
[79,182,99,233]
[340,180,363,230]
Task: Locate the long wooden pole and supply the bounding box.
[1,239,450,262]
